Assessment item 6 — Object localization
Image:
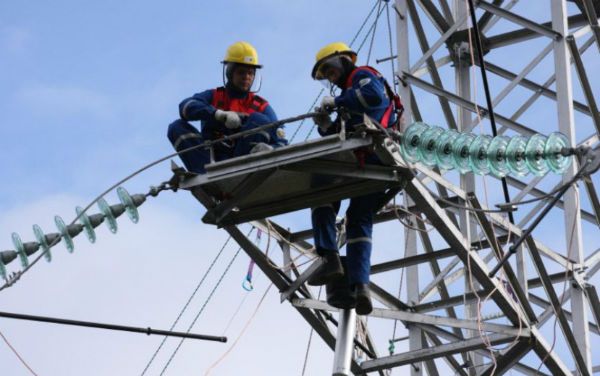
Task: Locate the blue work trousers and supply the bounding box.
[167,113,284,173]
[311,189,385,285]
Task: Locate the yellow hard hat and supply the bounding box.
[222,41,262,68]
[311,42,357,79]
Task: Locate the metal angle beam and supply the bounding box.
[360,334,517,372]
[422,332,467,376]
[524,238,590,376]
[476,0,562,40]
[281,159,403,182]
[279,258,323,303]
[203,168,275,224]
[407,0,458,130]
[420,325,550,376]
[414,0,451,33]
[370,235,509,274]
[477,0,504,31]
[468,195,537,323]
[487,13,588,49]
[402,176,527,326]
[414,270,576,313]
[482,60,592,116]
[191,189,364,373]
[403,71,538,136]
[504,176,598,225]
[584,284,600,329]
[567,35,600,137]
[530,326,573,376]
[291,298,528,336]
[478,339,531,376]
[528,293,600,335]
[415,218,466,341]
[580,0,600,50]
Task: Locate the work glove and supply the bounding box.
[313,107,332,132]
[214,110,242,129]
[320,96,336,110]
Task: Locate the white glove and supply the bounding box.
[320,96,336,110]
[214,109,242,129]
[313,107,332,131]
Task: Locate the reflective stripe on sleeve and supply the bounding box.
[173,133,203,150]
[354,88,370,108]
[181,99,200,119]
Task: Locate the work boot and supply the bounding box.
[326,274,356,310]
[353,283,373,315]
[307,251,344,286]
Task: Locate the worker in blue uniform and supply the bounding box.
[167,41,287,173]
[308,42,402,315]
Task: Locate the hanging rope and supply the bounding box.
[204,283,273,375]
[0,329,38,376]
[300,286,323,375]
[242,229,262,291]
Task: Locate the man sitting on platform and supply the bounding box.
[167,41,287,173]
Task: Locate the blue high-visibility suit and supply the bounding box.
[167,84,286,173]
[313,67,395,285]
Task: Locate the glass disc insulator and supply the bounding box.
[451,133,476,173]
[55,215,75,253]
[434,129,459,170]
[416,126,444,167]
[117,187,139,224]
[98,198,118,234]
[11,232,29,268]
[400,122,429,163]
[487,136,511,178]
[544,132,572,173]
[506,136,529,176]
[33,224,52,262]
[468,135,492,175]
[525,134,549,176]
[76,207,96,243]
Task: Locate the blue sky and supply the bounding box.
[1,1,599,375]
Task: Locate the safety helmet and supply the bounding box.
[311,42,357,79]
[222,41,262,68]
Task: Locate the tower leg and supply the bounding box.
[332,308,357,376]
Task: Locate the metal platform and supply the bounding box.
[179,131,408,226]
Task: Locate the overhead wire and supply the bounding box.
[0,112,316,293]
[158,232,251,375]
[366,0,384,65]
[140,230,243,375]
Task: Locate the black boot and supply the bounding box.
[307,251,344,286]
[353,283,373,315]
[326,261,356,309]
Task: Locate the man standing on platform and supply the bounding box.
[308,42,402,315]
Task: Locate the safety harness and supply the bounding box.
[210,87,269,114]
[345,66,404,168]
[345,66,404,130]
